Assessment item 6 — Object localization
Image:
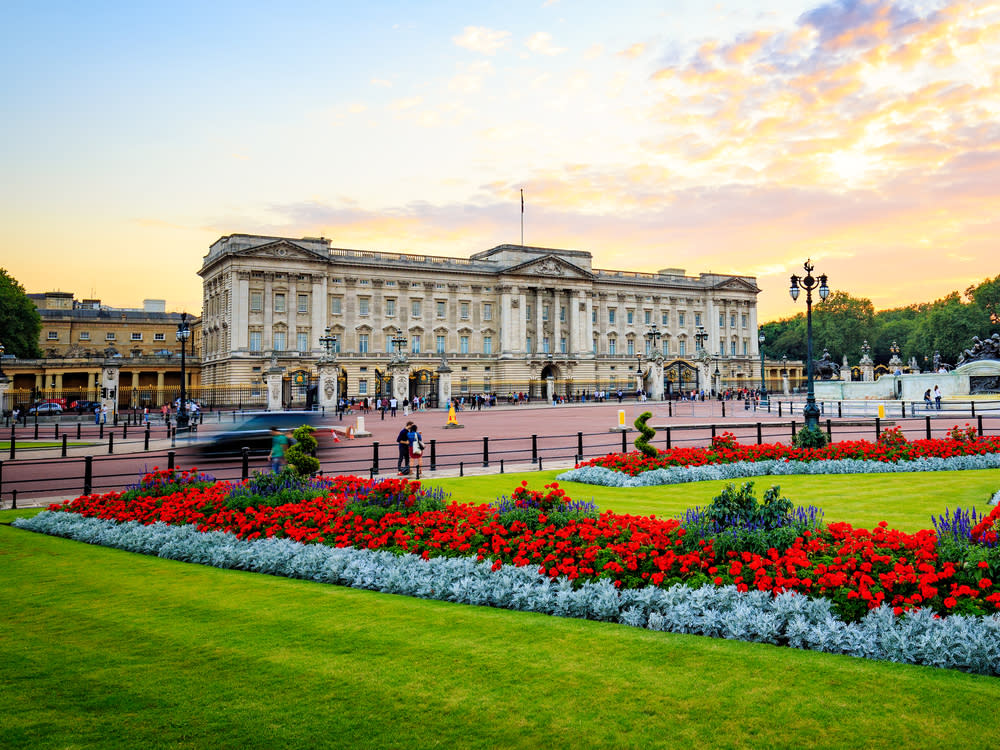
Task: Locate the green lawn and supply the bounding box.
[425,468,1000,532]
[2,469,999,749]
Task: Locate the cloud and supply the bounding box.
[370,78,393,88]
[453,26,511,55]
[617,42,646,60]
[525,32,567,56]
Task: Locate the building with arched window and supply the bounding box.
[198,234,763,403]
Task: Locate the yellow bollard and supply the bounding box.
[878,403,885,419]
[618,409,626,428]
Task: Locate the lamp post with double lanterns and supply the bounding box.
[789,259,830,433]
[758,332,768,406]
[175,313,191,431]
[635,353,643,396]
[319,327,338,359]
[694,326,709,394]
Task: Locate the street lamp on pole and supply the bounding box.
[175,312,191,431]
[319,327,338,359]
[758,332,768,406]
[644,323,662,355]
[789,259,830,433]
[390,328,408,357]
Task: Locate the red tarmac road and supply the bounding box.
[2,400,993,507]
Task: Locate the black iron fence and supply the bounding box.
[2,411,998,509]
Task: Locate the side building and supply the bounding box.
[198,235,763,405]
[1,293,200,411]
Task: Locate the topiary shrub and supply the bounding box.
[792,425,829,449]
[286,424,320,477]
[633,411,658,457]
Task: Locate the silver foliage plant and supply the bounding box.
[557,454,1000,488]
[14,512,1000,676]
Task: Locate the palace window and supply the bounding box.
[627,338,634,356]
[627,310,634,325]
[297,294,308,313]
[460,302,469,319]
[250,292,263,312]
[47,331,58,340]
[359,334,369,354]
[249,332,262,352]
[436,301,446,318]
[411,334,421,354]
[436,335,445,353]
[609,308,616,325]
[483,303,492,321]
[679,340,686,357]
[273,331,286,351]
[79,331,91,341]
[154,333,165,341]
[460,336,469,354]
[483,336,492,355]
[678,312,685,326]
[330,297,342,315]
[274,293,285,313]
[411,300,422,317]
[297,332,309,352]
[131,332,142,341]
[560,336,567,353]
[609,337,616,355]
[359,298,370,316]
[386,298,396,317]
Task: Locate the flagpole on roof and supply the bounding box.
[520,188,524,247]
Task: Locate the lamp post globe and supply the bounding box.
[789,259,829,433]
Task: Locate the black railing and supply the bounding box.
[1,411,997,508]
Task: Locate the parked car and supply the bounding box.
[194,412,331,457]
[69,399,101,414]
[28,402,64,415]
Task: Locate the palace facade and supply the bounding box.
[198,234,764,404]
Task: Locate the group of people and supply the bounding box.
[395,421,424,477]
[923,386,944,410]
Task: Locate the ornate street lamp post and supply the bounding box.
[789,259,829,433]
[758,332,768,406]
[175,313,191,431]
[319,327,338,359]
[390,328,408,357]
[0,341,6,378]
[644,323,662,355]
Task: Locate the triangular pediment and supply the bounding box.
[234,239,329,262]
[712,277,760,293]
[502,254,593,280]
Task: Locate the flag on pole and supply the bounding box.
[521,188,524,213]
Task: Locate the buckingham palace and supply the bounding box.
[197,234,762,406]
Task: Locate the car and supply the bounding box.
[28,402,64,415]
[193,412,331,457]
[69,399,101,414]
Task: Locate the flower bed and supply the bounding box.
[558,428,1000,487]
[15,466,1000,674]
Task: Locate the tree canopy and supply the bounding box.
[760,276,1000,367]
[0,268,42,359]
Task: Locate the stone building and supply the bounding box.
[0,293,200,409]
[198,234,763,405]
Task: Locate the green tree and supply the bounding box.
[911,293,991,365]
[0,268,42,358]
[811,292,874,363]
[967,275,1000,326]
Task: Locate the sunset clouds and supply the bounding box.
[1,1,997,320]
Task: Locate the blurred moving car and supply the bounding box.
[69,399,101,414]
[194,412,331,456]
[28,402,64,415]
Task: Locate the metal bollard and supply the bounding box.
[791,420,797,439]
[577,431,583,458]
[372,441,379,475]
[531,434,538,463]
[621,430,627,453]
[77,422,81,440]
[430,439,436,471]
[123,423,127,439]
[108,433,114,454]
[500,459,504,474]
[62,434,68,457]
[11,489,16,510]
[838,402,842,418]
[711,424,716,439]
[144,427,150,451]
[756,423,762,445]
[875,416,881,440]
[538,457,543,471]
[55,424,59,440]
[242,447,250,480]
[482,436,489,467]
[168,450,175,470]
[826,419,832,440]
[459,461,464,477]
[83,456,93,495]
[978,415,983,437]
[926,416,932,440]
[665,426,671,450]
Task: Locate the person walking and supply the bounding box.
[269,427,290,472]
[923,389,932,410]
[389,396,398,417]
[407,422,424,479]
[933,385,942,410]
[94,405,101,425]
[396,420,413,475]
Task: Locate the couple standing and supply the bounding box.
[396,421,424,478]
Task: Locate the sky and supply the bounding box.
[2,0,998,322]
